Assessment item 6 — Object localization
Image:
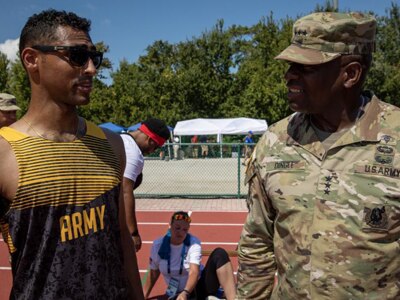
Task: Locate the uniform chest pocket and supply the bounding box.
[260,160,310,208]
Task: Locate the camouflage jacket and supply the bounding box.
[237,95,400,299]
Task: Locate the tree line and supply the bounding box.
[0,2,399,128]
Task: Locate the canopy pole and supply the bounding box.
[218,134,223,158]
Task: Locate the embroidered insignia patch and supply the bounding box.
[322,172,337,195]
[376,145,394,154]
[364,206,388,229]
[374,143,395,166]
[380,135,394,144]
[374,154,393,165]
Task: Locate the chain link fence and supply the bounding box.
[135,143,254,198]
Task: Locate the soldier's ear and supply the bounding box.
[342,61,363,89]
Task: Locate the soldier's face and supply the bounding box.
[284,58,342,114]
[0,110,17,128]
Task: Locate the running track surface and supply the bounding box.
[0,210,247,299]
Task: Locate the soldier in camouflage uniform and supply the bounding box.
[237,12,400,299]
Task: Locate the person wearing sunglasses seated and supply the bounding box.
[121,118,170,252]
[0,9,143,299]
[143,211,237,300]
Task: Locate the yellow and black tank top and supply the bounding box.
[0,121,128,299]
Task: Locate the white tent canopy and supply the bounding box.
[174,117,267,143]
[174,117,267,136]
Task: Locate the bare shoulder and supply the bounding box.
[0,136,18,201]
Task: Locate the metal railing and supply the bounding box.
[135,143,254,198]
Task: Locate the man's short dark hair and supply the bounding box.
[142,118,170,140]
[19,9,91,55]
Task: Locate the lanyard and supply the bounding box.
[167,244,186,275]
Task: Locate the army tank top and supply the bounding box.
[0,120,128,299]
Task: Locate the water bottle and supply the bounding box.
[216,287,224,298]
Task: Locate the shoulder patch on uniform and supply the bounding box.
[379,134,395,145]
[363,206,388,231]
[376,145,394,154]
[244,165,256,185]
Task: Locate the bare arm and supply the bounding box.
[0,136,18,269]
[0,137,18,213]
[176,263,200,300]
[143,268,160,299]
[118,181,144,299]
[122,176,142,251]
[104,129,144,300]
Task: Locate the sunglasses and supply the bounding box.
[172,213,191,223]
[32,45,103,69]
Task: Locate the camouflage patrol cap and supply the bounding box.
[0,93,20,111]
[275,12,376,65]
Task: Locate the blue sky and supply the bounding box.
[0,0,397,81]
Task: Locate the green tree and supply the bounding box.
[135,40,177,124]
[366,3,400,106]
[0,52,9,92]
[78,41,115,123]
[8,58,30,117]
[314,0,338,12]
[221,15,293,124]
[110,59,144,126]
[162,20,235,124]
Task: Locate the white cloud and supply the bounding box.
[0,38,20,62]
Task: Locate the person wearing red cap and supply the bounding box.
[121,118,170,251]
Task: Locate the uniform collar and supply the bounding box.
[286,94,384,160]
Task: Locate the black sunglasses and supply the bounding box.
[32,45,103,69]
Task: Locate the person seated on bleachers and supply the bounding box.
[143,211,236,300]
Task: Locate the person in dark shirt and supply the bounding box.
[0,9,143,299]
